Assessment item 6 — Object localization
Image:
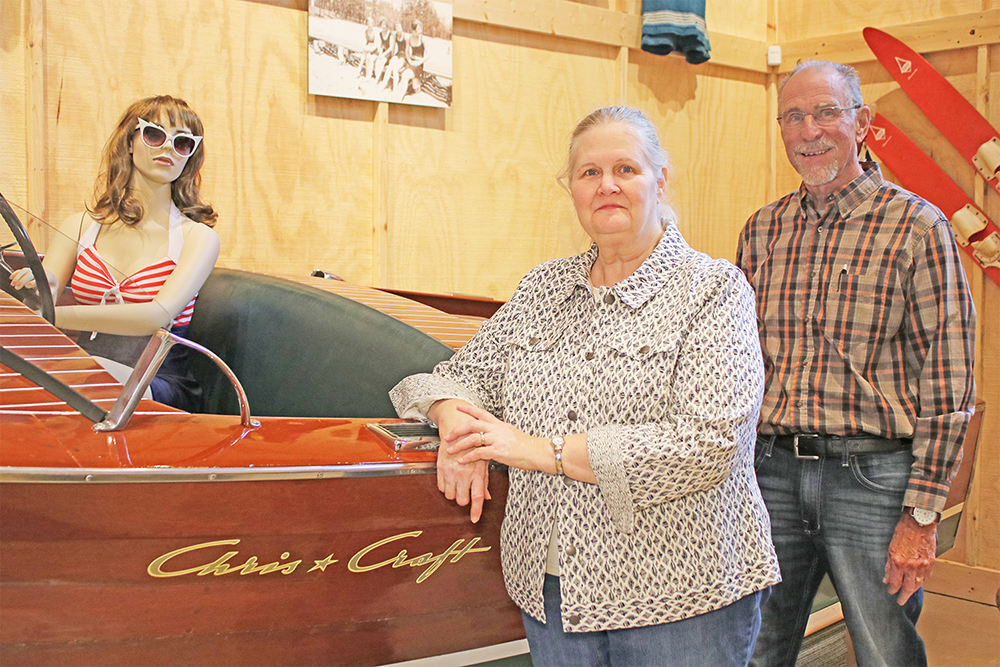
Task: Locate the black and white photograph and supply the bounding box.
[308,0,453,108]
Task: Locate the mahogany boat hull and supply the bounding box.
[0,210,526,666]
[1,459,519,666]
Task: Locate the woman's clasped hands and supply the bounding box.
[446,404,553,473]
[428,400,553,523]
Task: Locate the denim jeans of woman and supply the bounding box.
[749,438,926,667]
[522,574,766,667]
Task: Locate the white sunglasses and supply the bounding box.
[135,118,202,157]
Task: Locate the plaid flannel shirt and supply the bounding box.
[735,164,976,512]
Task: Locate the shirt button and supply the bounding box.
[568,615,581,626]
[584,352,595,360]
[567,410,577,421]
[565,544,577,556]
[529,337,539,346]
[638,345,650,354]
[817,226,823,232]
[603,293,615,305]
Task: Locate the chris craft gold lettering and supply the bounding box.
[148,539,302,578]
[147,533,492,581]
[347,531,491,583]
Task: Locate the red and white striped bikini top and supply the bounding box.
[69,205,197,327]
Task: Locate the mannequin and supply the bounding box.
[11,95,220,411]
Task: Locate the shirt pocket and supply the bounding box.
[822,273,904,366]
[501,323,573,417]
[599,327,683,420]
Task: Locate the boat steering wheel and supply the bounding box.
[0,192,56,324]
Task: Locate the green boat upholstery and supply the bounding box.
[184,268,453,418]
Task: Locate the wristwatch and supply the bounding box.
[551,436,565,476]
[907,507,939,526]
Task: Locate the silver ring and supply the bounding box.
[479,431,486,446]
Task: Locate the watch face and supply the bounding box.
[912,508,937,526]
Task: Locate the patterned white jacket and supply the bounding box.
[391,225,780,632]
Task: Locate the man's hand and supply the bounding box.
[884,512,937,605]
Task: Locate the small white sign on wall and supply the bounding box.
[308,0,453,108]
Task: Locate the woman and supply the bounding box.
[10,95,220,411]
[397,19,427,100]
[357,16,378,81]
[391,107,779,666]
[378,21,407,92]
[372,18,394,88]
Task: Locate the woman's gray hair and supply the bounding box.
[778,60,864,108]
[558,106,677,229]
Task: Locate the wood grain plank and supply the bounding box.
[778,10,1000,71]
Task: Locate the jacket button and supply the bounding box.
[567,410,577,421]
[562,476,575,486]
[529,337,539,346]
[638,345,650,354]
[603,293,615,305]
[568,615,581,625]
[584,351,594,360]
[565,544,577,556]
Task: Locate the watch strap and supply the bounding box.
[551,436,565,476]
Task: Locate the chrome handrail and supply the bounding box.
[94,329,260,432]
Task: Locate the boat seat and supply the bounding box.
[184,268,453,418]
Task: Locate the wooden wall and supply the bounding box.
[1,0,996,574]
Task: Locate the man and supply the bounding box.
[736,60,976,666]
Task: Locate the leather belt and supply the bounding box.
[771,434,910,460]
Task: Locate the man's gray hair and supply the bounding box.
[778,60,864,108]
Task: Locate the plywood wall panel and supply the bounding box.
[776,0,985,42]
[631,53,770,262]
[385,24,619,300]
[36,0,374,283]
[706,0,770,42]
[0,0,28,210]
[966,42,999,570]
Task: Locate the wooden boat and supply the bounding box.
[0,196,524,666]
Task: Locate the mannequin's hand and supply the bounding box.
[8,267,38,291]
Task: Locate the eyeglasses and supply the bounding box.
[135,118,202,157]
[777,105,861,128]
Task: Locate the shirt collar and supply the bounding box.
[797,161,884,220]
[558,225,687,310]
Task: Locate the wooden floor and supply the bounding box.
[919,592,1000,666]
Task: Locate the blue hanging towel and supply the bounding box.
[641,0,711,65]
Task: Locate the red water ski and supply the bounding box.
[867,113,1000,286]
[864,27,1000,193]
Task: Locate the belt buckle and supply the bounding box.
[793,434,821,460]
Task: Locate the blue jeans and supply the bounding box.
[750,437,926,667]
[522,574,765,667]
